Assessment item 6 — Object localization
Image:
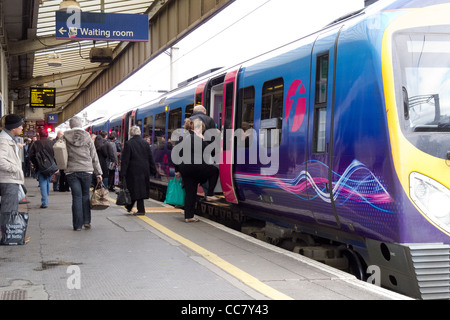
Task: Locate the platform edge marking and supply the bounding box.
[137,215,294,300]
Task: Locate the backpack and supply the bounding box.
[35,148,58,177]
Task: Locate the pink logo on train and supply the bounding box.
[285,79,307,132]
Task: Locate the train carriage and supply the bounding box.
[83,0,450,299]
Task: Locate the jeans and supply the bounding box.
[38,172,51,207]
[66,172,92,230]
[0,183,19,214]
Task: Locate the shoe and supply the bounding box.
[185,218,200,223]
[83,223,91,229]
[134,212,145,216]
[40,204,48,208]
[73,228,81,231]
[206,196,219,202]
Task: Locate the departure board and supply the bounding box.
[30,87,56,108]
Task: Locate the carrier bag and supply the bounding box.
[164,176,185,206]
[0,211,29,245]
[116,178,131,206]
[53,138,68,170]
[91,182,110,210]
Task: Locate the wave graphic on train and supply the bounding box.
[236,159,393,212]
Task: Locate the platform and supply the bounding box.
[0,177,411,303]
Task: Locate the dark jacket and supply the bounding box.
[121,135,157,201]
[189,112,216,130]
[95,135,115,178]
[174,131,217,184]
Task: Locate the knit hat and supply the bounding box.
[4,114,24,130]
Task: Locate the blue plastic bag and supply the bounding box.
[164,176,185,206]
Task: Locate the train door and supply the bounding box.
[220,69,240,203]
[120,109,137,145]
[308,28,342,228]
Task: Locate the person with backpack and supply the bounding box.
[29,129,58,208]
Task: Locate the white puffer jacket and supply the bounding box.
[0,130,24,184]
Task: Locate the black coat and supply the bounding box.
[121,135,156,201]
[95,136,115,178]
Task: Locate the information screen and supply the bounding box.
[30,87,56,108]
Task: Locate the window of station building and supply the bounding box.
[155,112,166,149]
[261,78,284,148]
[313,53,329,153]
[143,115,154,145]
[168,108,182,148]
[237,86,255,149]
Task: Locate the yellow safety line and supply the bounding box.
[145,207,184,213]
[137,215,293,300]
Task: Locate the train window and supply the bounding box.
[155,112,166,149]
[315,54,329,104]
[237,86,255,149]
[313,53,329,153]
[143,115,154,145]
[168,108,182,148]
[195,93,203,106]
[314,108,327,153]
[185,103,194,119]
[261,78,284,148]
[262,78,284,120]
[224,82,234,151]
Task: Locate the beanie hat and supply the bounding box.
[5,114,24,130]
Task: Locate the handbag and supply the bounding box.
[90,182,110,210]
[53,138,68,170]
[164,176,185,206]
[116,178,131,206]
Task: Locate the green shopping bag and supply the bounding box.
[164,176,185,206]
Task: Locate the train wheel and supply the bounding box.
[341,247,366,281]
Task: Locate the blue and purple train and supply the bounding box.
[86,0,450,299]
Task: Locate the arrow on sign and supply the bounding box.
[59,27,67,35]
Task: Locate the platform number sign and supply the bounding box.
[48,114,58,124]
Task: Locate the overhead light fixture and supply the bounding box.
[89,47,113,63]
[59,0,81,11]
[48,53,62,67]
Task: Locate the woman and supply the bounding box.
[175,119,219,222]
[64,117,103,231]
[121,126,156,215]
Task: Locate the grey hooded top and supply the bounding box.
[63,128,102,176]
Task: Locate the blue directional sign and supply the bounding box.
[48,114,58,124]
[56,11,149,42]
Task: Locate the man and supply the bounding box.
[189,105,219,201]
[189,105,216,131]
[28,129,57,208]
[0,114,27,243]
[63,117,102,231]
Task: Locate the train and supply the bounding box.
[84,0,450,299]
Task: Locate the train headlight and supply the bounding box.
[410,172,450,233]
